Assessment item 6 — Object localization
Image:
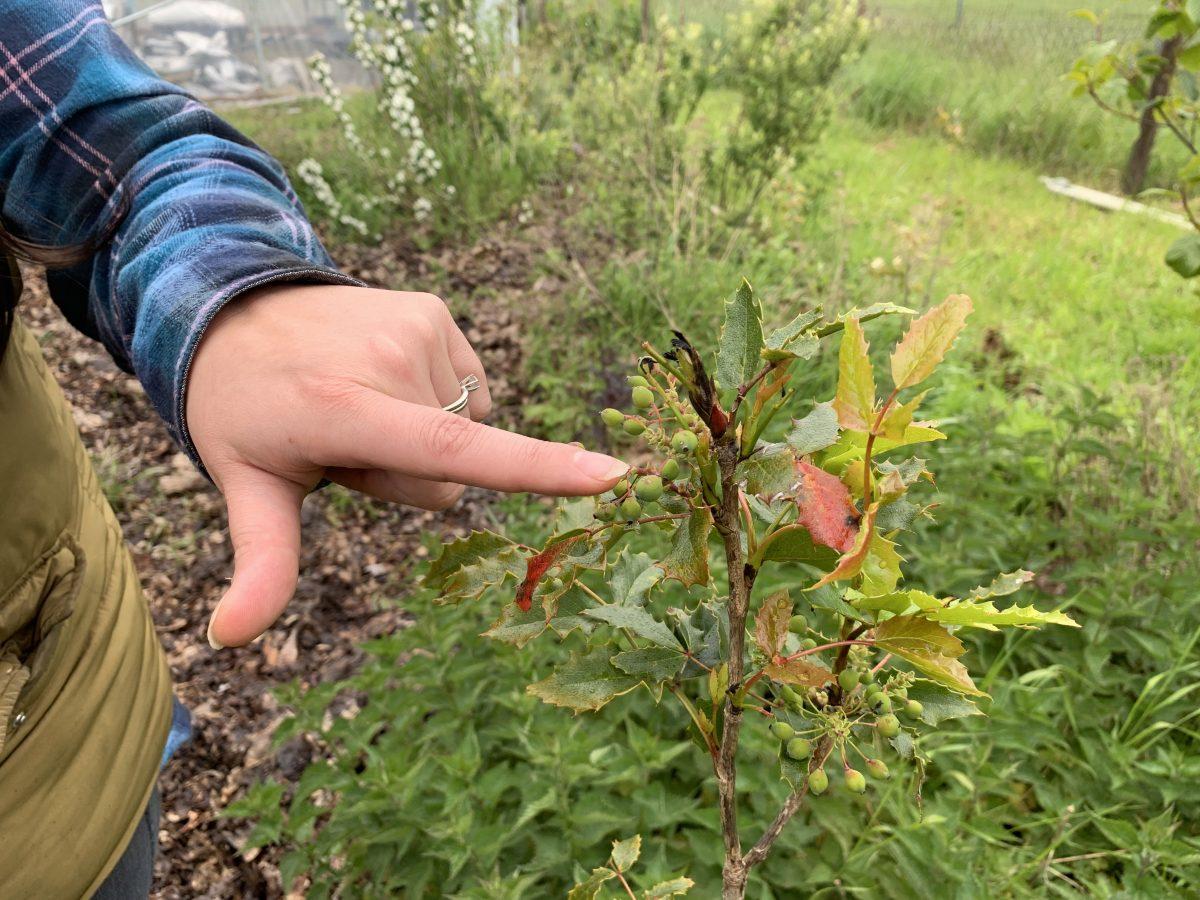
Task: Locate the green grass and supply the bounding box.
[843,0,1193,191]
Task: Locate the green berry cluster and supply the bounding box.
[766,661,923,797]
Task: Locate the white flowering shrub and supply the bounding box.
[297,0,494,237]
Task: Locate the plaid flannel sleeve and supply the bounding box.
[0,0,362,468]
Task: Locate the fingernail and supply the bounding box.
[206,611,225,650]
[573,449,629,482]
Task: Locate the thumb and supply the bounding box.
[208,467,305,649]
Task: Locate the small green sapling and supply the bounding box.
[424,281,1078,898]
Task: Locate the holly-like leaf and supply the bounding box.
[610,551,663,606]
[890,294,973,390]
[658,507,712,587]
[716,278,764,391]
[424,530,523,603]
[670,601,728,676]
[927,601,1078,630]
[877,390,926,440]
[515,535,583,611]
[611,647,686,681]
[483,586,595,647]
[813,302,916,337]
[568,867,616,899]
[833,317,876,431]
[905,681,984,725]
[583,605,683,649]
[968,569,1035,600]
[611,834,641,873]
[822,423,946,469]
[764,657,834,687]
[891,650,981,696]
[742,443,798,495]
[877,456,931,486]
[811,502,879,589]
[860,533,903,595]
[876,497,922,534]
[787,402,840,455]
[643,876,695,898]
[875,616,982,696]
[795,460,859,553]
[528,649,642,712]
[875,615,965,658]
[762,308,823,361]
[754,591,792,657]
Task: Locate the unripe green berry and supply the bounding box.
[620,497,643,520]
[769,721,795,742]
[613,479,631,497]
[800,638,818,650]
[635,476,664,502]
[631,386,654,409]
[877,714,901,738]
[661,459,680,480]
[595,502,616,521]
[873,695,893,714]
[785,737,812,760]
[601,408,624,427]
[788,614,808,634]
[838,670,860,692]
[547,576,564,592]
[807,768,829,795]
[671,430,698,453]
[844,768,867,794]
[627,375,650,388]
[904,699,924,718]
[860,668,876,685]
[866,758,890,780]
[623,419,646,436]
[865,682,884,700]
[779,684,804,707]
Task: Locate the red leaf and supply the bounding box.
[795,460,859,553]
[515,537,580,611]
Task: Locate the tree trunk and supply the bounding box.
[1123,35,1183,196]
[641,0,651,42]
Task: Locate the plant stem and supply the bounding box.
[711,436,755,898]
[861,387,899,505]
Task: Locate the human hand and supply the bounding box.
[186,284,628,648]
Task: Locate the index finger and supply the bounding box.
[319,392,629,496]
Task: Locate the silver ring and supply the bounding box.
[442,374,481,414]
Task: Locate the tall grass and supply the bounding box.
[844,0,1192,190]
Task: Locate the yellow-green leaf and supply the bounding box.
[890,294,973,390]
[568,868,616,899]
[611,834,641,873]
[833,317,876,431]
[875,614,965,658]
[927,601,1078,631]
[643,876,695,898]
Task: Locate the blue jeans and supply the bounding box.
[91,698,191,898]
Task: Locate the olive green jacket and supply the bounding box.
[0,292,172,896]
